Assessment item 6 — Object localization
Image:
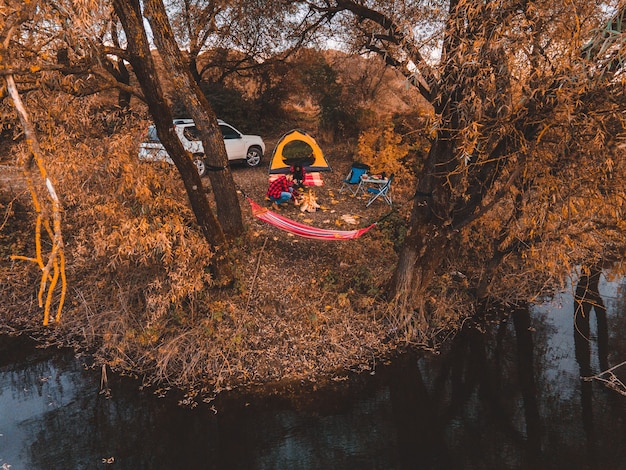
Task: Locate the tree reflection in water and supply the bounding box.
[389,310,543,469]
[389,269,626,469]
[574,268,608,457]
[2,272,626,469]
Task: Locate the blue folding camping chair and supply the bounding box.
[339,162,370,196]
[366,173,394,207]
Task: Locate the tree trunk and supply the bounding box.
[144,0,244,239]
[388,135,457,320]
[188,54,203,85]
[109,22,131,109]
[112,0,233,286]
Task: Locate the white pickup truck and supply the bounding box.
[138,119,266,176]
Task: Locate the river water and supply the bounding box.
[1,271,625,469]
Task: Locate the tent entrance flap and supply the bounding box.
[268,129,331,174]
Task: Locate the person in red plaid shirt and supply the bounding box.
[267,173,297,207]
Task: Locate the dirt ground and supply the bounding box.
[231,156,399,240]
[201,157,408,391]
[227,155,405,314]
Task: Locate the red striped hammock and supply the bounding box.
[247,198,376,240]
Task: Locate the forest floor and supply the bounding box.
[0,152,421,402]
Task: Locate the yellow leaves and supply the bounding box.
[138,328,160,346]
[459,121,481,163]
[357,122,408,175]
[57,130,214,323]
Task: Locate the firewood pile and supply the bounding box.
[296,189,320,213]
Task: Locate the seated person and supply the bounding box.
[290,164,306,189]
[267,173,298,206]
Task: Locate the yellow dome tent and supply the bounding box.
[268,129,331,174]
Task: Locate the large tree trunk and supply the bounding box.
[112,0,233,286]
[390,230,451,324]
[144,0,244,239]
[389,137,456,325]
[385,0,515,326]
[389,126,515,324]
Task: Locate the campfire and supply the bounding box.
[296,189,320,213]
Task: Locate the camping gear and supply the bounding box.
[247,199,376,240]
[268,130,331,174]
[339,162,370,196]
[366,174,394,207]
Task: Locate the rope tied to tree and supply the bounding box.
[204,164,228,171]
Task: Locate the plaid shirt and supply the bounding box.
[267,175,293,199]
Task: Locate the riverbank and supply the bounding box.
[4,273,626,470]
[0,156,438,401]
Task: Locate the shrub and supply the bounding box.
[357,122,409,177]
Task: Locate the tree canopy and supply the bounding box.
[291,0,626,336]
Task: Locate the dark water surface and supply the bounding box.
[1,272,625,469]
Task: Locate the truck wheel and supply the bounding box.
[245,146,263,167]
